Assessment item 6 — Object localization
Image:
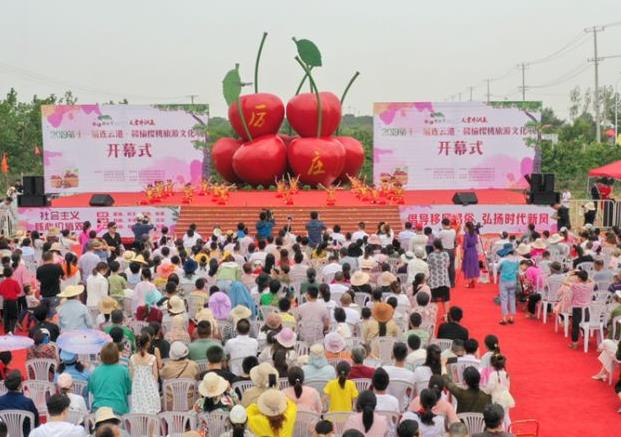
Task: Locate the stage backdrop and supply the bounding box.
[41,104,208,193]
[373,102,540,190]
[399,204,555,234]
[17,206,179,238]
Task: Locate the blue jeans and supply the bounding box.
[499,280,516,316]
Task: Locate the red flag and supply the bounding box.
[1,153,8,175]
[34,145,41,156]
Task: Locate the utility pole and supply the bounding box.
[468,86,474,102]
[187,94,199,105]
[518,63,528,101]
[586,26,605,142]
[485,79,491,103]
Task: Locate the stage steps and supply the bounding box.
[176,205,402,237]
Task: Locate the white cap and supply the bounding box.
[229,405,247,424]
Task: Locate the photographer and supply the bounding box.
[131,213,154,249]
[256,209,275,240]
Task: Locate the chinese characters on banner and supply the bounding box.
[399,204,556,234]
[373,102,540,190]
[17,206,180,238]
[41,104,208,193]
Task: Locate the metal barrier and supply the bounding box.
[567,199,619,230]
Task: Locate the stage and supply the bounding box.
[12,188,554,238]
[49,188,528,208]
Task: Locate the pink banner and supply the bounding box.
[17,206,179,238]
[399,204,556,234]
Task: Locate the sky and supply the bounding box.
[1,0,621,120]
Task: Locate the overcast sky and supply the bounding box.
[1,0,620,120]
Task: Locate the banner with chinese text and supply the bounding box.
[17,206,180,238]
[374,102,540,190]
[399,204,555,234]
[41,104,207,193]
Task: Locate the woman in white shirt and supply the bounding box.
[132,268,158,313]
[402,389,445,437]
[85,262,109,309]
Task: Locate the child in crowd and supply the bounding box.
[324,361,359,412]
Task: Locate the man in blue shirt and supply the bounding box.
[305,211,325,248]
[0,371,40,435]
[256,211,275,240]
[131,214,155,247]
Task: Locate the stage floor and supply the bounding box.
[50,189,527,208]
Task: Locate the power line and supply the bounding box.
[526,32,589,66]
[529,63,591,88]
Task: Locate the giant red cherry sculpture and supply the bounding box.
[228,93,284,141]
[336,136,365,181]
[211,137,243,183]
[286,92,341,138]
[288,137,345,186]
[232,135,287,186]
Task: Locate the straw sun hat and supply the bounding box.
[198,372,229,398]
[57,285,84,299]
[257,389,288,417]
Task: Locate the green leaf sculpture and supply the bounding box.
[222,64,242,107]
[294,38,322,67]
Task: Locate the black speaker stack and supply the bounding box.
[526,173,559,205]
[452,192,478,206]
[18,176,48,207]
[89,194,115,207]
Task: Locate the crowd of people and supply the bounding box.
[0,209,618,436]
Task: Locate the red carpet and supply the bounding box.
[452,278,620,437]
[50,189,527,208]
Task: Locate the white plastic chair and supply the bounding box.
[187,295,206,319]
[538,278,562,323]
[353,292,369,307]
[66,410,85,425]
[414,378,431,397]
[198,410,230,436]
[295,410,321,436]
[352,378,371,393]
[430,338,453,352]
[294,341,309,357]
[278,377,291,390]
[162,378,197,411]
[447,360,481,388]
[232,380,254,399]
[195,359,209,375]
[25,358,56,381]
[386,379,415,412]
[0,409,36,437]
[458,412,486,434]
[70,379,88,398]
[159,411,197,437]
[406,357,426,371]
[305,378,329,395]
[576,262,594,276]
[376,410,401,437]
[122,413,160,437]
[373,336,397,365]
[23,380,55,418]
[580,303,607,352]
[324,411,354,435]
[129,320,150,335]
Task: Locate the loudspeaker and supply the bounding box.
[89,194,114,207]
[22,176,44,196]
[17,194,48,207]
[529,191,560,205]
[543,173,555,192]
[452,192,478,205]
[526,173,544,193]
